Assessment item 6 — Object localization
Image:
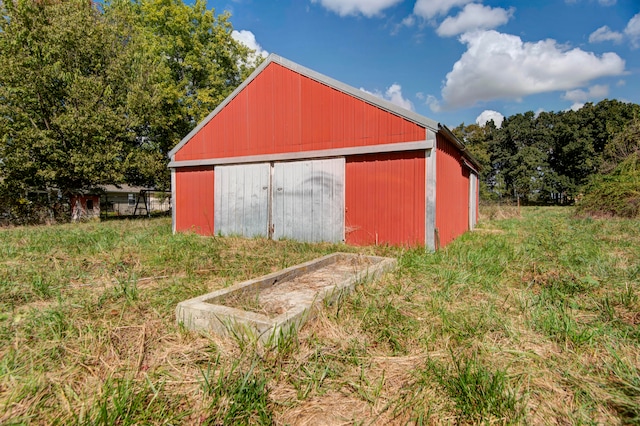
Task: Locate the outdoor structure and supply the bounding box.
[168,54,479,249]
[99,185,171,218]
[70,185,171,220]
[70,193,100,221]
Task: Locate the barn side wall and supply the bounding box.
[174,167,215,235]
[435,134,470,247]
[345,151,426,247]
[175,63,426,162]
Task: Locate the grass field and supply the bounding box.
[1,207,638,424]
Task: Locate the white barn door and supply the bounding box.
[214,163,270,237]
[272,158,345,243]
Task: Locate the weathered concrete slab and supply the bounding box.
[175,252,396,344]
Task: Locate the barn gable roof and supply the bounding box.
[168,54,480,170]
[168,54,442,159]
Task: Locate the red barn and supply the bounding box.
[168,54,479,249]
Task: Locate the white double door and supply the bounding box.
[214,158,345,243]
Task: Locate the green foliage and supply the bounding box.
[577,152,640,218]
[111,0,255,188]
[0,0,161,196]
[0,0,256,222]
[457,100,640,204]
[602,116,640,174]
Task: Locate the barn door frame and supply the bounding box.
[213,158,345,243]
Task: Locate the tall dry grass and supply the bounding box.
[1,208,638,424]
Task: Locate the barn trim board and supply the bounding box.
[169,53,480,248]
[168,140,432,168]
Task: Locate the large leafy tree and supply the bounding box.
[491,112,558,202]
[0,0,256,221]
[0,0,161,210]
[112,0,254,188]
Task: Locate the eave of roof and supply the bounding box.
[437,124,482,172]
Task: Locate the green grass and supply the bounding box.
[0,208,638,424]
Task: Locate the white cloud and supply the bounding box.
[413,0,474,19]
[624,13,640,48]
[425,94,442,112]
[360,84,414,111]
[437,4,513,37]
[563,84,609,102]
[476,110,505,128]
[589,14,640,48]
[589,25,624,43]
[391,14,416,35]
[385,84,414,110]
[585,84,609,98]
[310,0,402,17]
[569,102,585,111]
[402,15,416,27]
[438,30,625,109]
[231,30,269,63]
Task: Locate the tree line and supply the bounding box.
[453,99,640,208]
[0,0,256,223]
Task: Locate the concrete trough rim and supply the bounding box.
[176,252,397,345]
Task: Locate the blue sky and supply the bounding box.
[222,0,639,128]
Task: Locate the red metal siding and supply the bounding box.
[175,167,215,235]
[435,135,470,247]
[175,63,426,161]
[345,151,425,247]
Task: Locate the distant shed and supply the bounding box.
[168,54,479,249]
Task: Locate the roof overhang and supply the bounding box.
[437,123,482,173]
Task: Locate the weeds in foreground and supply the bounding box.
[200,355,272,425]
[0,209,638,424]
[424,352,524,423]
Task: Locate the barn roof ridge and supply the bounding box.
[168,53,443,159]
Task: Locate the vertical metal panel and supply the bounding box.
[214,163,270,237]
[174,167,215,235]
[345,151,426,247]
[174,63,426,162]
[272,158,345,243]
[435,134,470,247]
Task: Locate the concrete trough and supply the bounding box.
[176,252,396,344]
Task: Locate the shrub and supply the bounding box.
[576,153,640,218]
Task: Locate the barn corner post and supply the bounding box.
[170,167,176,234]
[425,128,437,252]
